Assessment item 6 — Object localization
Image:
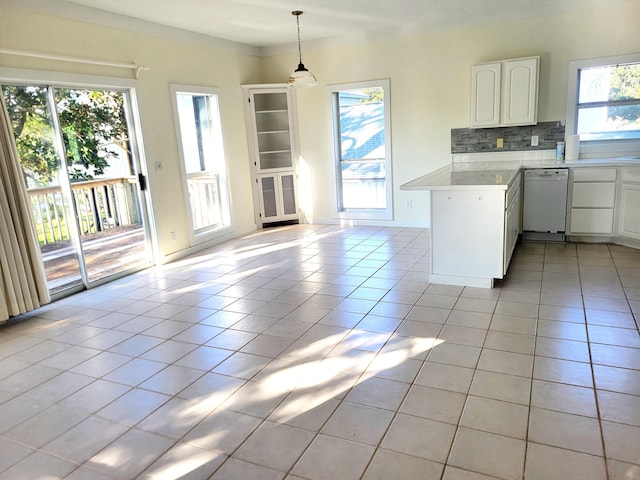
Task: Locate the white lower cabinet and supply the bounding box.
[258,173,298,223]
[568,168,617,235]
[504,177,522,275]
[618,168,640,240]
[430,174,521,287]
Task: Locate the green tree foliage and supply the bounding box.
[1,85,129,185]
[361,87,384,104]
[608,64,640,124]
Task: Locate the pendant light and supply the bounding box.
[288,10,318,87]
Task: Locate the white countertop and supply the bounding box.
[400,165,521,191]
[401,157,639,191]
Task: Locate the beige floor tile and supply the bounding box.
[137,397,215,439]
[590,343,640,370]
[0,451,77,480]
[442,466,502,479]
[448,427,526,480]
[489,314,537,335]
[427,342,482,368]
[58,379,131,414]
[601,421,640,464]
[234,421,315,471]
[140,364,204,395]
[321,402,394,446]
[597,389,640,426]
[96,387,170,425]
[453,297,497,315]
[536,337,590,363]
[593,364,640,395]
[533,356,594,387]
[588,324,640,348]
[484,330,535,354]
[583,296,631,313]
[531,379,598,417]
[438,325,487,347]
[381,413,456,463]
[365,355,423,383]
[536,319,587,341]
[415,362,475,393]
[363,448,444,480]
[269,392,340,431]
[139,442,226,480]
[345,376,410,411]
[469,369,531,405]
[292,434,375,480]
[524,442,606,480]
[355,314,403,333]
[211,351,271,379]
[528,407,603,455]
[182,408,262,454]
[586,309,638,329]
[395,320,442,338]
[460,395,529,439]
[211,458,284,480]
[86,428,175,478]
[400,384,466,424]
[494,300,538,319]
[447,309,493,328]
[477,349,533,377]
[607,460,640,480]
[405,305,451,324]
[538,304,585,323]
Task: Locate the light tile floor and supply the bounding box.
[1,224,639,480]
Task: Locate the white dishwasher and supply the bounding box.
[522,168,569,241]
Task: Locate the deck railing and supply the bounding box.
[28,177,142,246]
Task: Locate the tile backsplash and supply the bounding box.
[451,150,560,170]
[451,121,565,153]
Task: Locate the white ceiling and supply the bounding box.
[10,0,635,51]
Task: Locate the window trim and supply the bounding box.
[566,52,640,160]
[328,79,393,221]
[169,84,232,244]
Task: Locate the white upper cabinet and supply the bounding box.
[470,56,539,128]
[470,62,501,127]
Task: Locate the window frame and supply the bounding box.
[566,52,640,160]
[329,79,393,221]
[170,84,232,244]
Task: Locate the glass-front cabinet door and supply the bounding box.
[243,85,300,226]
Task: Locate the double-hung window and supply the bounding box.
[330,79,393,220]
[566,53,640,158]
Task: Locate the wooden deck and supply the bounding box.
[42,224,149,292]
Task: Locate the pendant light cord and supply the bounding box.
[294,11,303,65]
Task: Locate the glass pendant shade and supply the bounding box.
[288,11,317,88]
[288,63,317,87]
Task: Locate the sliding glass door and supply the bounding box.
[1,83,152,295]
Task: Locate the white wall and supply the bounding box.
[0,5,263,262]
[261,2,640,226]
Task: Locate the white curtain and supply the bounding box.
[0,93,50,323]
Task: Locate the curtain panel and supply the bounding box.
[0,94,50,323]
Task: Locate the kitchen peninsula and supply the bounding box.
[401,164,523,288]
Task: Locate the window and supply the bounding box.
[566,53,640,158]
[171,85,231,240]
[330,79,392,220]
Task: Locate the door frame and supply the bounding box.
[0,66,158,298]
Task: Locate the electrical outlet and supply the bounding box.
[496,138,504,148]
[406,200,413,208]
[531,135,539,147]
[170,231,176,241]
